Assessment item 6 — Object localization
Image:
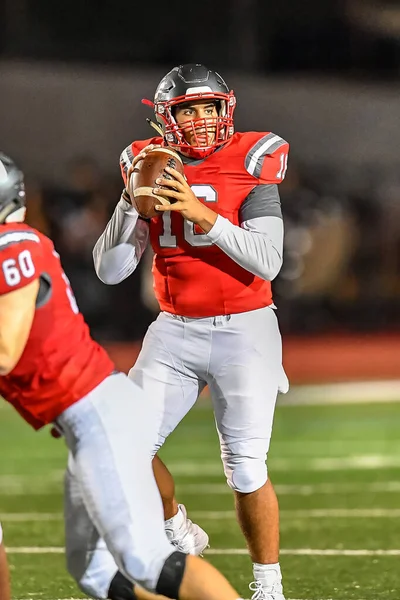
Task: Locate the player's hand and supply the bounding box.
[126,144,162,200]
[153,167,218,233]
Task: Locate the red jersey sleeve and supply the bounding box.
[244,133,289,185]
[119,136,163,186]
[0,229,44,295]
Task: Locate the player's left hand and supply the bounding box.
[153,167,218,232]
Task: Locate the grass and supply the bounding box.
[1,397,400,599]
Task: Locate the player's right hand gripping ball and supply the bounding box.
[130,148,184,219]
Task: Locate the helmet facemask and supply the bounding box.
[150,91,236,159]
[144,64,237,159]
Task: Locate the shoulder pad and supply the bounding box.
[245,132,288,178]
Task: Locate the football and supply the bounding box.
[129,148,184,219]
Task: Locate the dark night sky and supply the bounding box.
[0,0,398,76]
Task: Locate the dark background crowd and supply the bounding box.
[1,0,400,341]
[23,156,400,341]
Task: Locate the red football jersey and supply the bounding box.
[0,224,114,429]
[120,131,289,317]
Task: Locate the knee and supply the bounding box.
[156,551,187,598]
[223,455,268,494]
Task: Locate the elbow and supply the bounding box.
[93,247,136,285]
[93,249,124,285]
[258,258,283,281]
[95,264,122,285]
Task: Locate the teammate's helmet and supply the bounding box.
[150,64,236,159]
[0,153,26,223]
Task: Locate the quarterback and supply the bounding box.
[94,64,289,600]
[0,152,244,600]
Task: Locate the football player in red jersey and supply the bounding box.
[0,152,246,600]
[0,523,11,600]
[94,64,289,600]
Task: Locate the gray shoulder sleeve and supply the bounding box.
[120,146,135,180]
[239,184,282,223]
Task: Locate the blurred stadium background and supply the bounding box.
[0,1,400,598]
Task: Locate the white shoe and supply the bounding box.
[249,579,285,600]
[165,504,209,556]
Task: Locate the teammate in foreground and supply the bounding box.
[0,524,11,600]
[94,63,289,600]
[0,152,243,600]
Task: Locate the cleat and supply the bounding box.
[249,578,285,600]
[165,504,209,556]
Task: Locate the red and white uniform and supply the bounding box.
[118,132,288,317]
[0,223,114,428]
[0,223,177,596]
[94,131,289,495]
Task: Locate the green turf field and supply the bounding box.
[1,398,400,600]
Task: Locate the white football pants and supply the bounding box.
[58,373,174,598]
[129,306,288,492]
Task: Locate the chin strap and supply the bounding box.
[0,204,26,224]
[145,118,164,137]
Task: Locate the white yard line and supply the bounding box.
[0,513,62,521]
[7,547,64,553]
[2,477,400,497]
[192,508,400,519]
[3,507,400,522]
[207,548,400,556]
[281,379,400,405]
[178,480,400,495]
[2,453,400,496]
[6,546,400,557]
[169,454,400,474]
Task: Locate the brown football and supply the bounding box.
[130,148,184,219]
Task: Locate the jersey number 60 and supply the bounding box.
[2,250,36,286]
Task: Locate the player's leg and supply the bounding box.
[0,524,11,600]
[208,307,288,600]
[129,313,208,554]
[64,452,124,599]
[65,451,210,600]
[58,373,242,600]
[65,453,182,600]
[152,455,178,520]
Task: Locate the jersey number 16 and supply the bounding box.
[159,184,217,248]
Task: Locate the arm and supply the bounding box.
[202,183,283,280]
[154,174,284,281]
[205,212,283,281]
[0,279,39,375]
[93,144,160,285]
[93,190,149,285]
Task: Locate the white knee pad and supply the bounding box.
[224,456,268,493]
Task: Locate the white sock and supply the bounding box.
[165,505,185,529]
[253,562,281,584]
